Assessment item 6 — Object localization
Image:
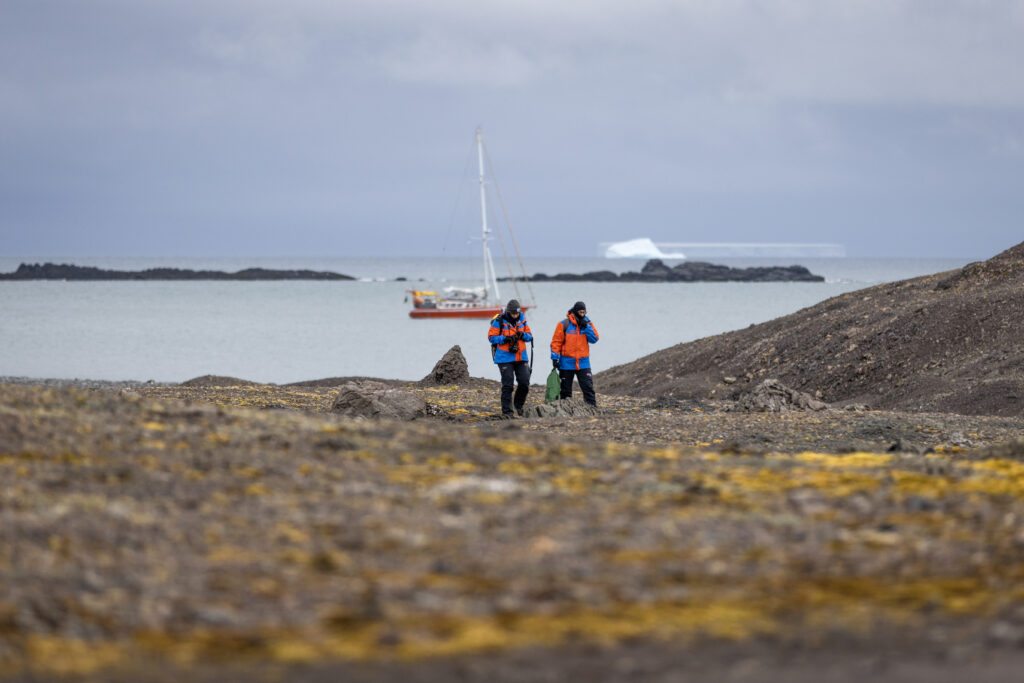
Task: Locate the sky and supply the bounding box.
[1,0,1022,260]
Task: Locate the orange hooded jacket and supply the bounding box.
[550,311,599,370]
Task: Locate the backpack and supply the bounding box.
[545,367,561,402]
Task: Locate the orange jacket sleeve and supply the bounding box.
[550,321,565,358]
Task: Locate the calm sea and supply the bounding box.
[0,256,968,384]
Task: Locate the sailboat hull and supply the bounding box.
[409,305,531,319]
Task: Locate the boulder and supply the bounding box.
[331,380,429,420]
[579,270,620,282]
[730,379,829,413]
[522,397,599,419]
[421,345,470,385]
[640,259,672,279]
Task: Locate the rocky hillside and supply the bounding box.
[598,241,1024,416]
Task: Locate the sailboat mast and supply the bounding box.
[476,128,500,304]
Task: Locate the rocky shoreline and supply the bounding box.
[500,258,824,283]
[0,262,355,281]
[0,258,826,284]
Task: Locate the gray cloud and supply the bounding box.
[1,0,1022,258]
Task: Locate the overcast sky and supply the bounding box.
[1,0,1022,259]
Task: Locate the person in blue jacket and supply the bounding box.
[488,299,533,417]
[550,301,599,406]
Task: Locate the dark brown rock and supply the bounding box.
[421,345,470,386]
[729,379,829,413]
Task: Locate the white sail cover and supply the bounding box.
[443,286,486,302]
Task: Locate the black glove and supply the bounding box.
[515,331,524,340]
[552,358,559,369]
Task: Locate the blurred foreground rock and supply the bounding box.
[523,396,599,418]
[331,380,438,419]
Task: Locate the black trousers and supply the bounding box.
[559,368,596,406]
[498,361,531,415]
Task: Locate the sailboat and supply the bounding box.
[408,129,534,319]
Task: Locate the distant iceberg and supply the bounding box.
[604,238,686,259]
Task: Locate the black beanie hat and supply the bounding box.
[506,299,521,313]
[572,301,586,313]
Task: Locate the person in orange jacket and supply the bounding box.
[488,299,533,417]
[550,301,599,406]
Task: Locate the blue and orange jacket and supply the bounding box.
[488,313,533,364]
[551,312,599,370]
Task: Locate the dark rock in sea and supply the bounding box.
[499,259,824,283]
[330,380,431,420]
[421,345,470,386]
[0,262,355,281]
[526,272,583,281]
[641,259,673,279]
[639,260,824,282]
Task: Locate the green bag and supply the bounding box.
[545,368,561,403]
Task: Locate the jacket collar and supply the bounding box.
[566,311,588,324]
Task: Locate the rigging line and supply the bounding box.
[486,179,523,304]
[440,139,478,256]
[482,140,536,306]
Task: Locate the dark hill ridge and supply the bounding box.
[597,241,1024,417]
[0,262,355,280]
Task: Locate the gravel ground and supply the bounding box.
[3,381,1024,681]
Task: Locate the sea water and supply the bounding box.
[0,256,969,383]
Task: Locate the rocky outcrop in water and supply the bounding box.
[0,262,355,280]
[500,259,824,283]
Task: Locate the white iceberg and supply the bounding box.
[604,238,685,259]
